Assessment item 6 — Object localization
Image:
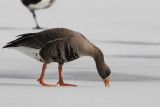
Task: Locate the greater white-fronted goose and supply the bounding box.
[21,0,56,29]
[3,28,111,87]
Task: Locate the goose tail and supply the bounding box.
[3,33,36,49]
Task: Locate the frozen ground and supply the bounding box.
[0,0,160,107]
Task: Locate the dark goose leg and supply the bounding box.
[57,64,77,86]
[31,10,41,29]
[37,64,56,86]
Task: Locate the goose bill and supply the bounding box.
[103,78,110,87]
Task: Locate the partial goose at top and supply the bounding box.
[21,0,56,29]
[3,28,111,87]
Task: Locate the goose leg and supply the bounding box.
[31,10,41,29]
[37,64,56,87]
[57,64,77,86]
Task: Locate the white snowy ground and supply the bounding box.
[0,0,160,107]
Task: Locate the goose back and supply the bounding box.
[5,28,73,49]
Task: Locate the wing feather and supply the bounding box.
[39,37,79,64]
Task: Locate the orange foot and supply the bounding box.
[37,79,56,87]
[57,81,77,87]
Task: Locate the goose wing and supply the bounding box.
[3,28,77,49]
[21,0,41,6]
[39,38,79,64]
[3,33,47,49]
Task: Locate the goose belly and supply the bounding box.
[11,46,43,62]
[28,0,55,10]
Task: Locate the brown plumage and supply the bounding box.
[3,28,111,87]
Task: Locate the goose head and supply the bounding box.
[94,47,111,87]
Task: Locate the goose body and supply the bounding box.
[4,28,93,63]
[21,0,56,29]
[22,0,55,10]
[3,28,111,87]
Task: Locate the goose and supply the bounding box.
[3,28,111,87]
[21,0,56,29]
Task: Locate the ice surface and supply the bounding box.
[0,0,160,107]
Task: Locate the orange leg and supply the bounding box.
[57,65,77,87]
[37,64,56,87]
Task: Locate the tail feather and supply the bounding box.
[3,33,36,48]
[3,43,17,48]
